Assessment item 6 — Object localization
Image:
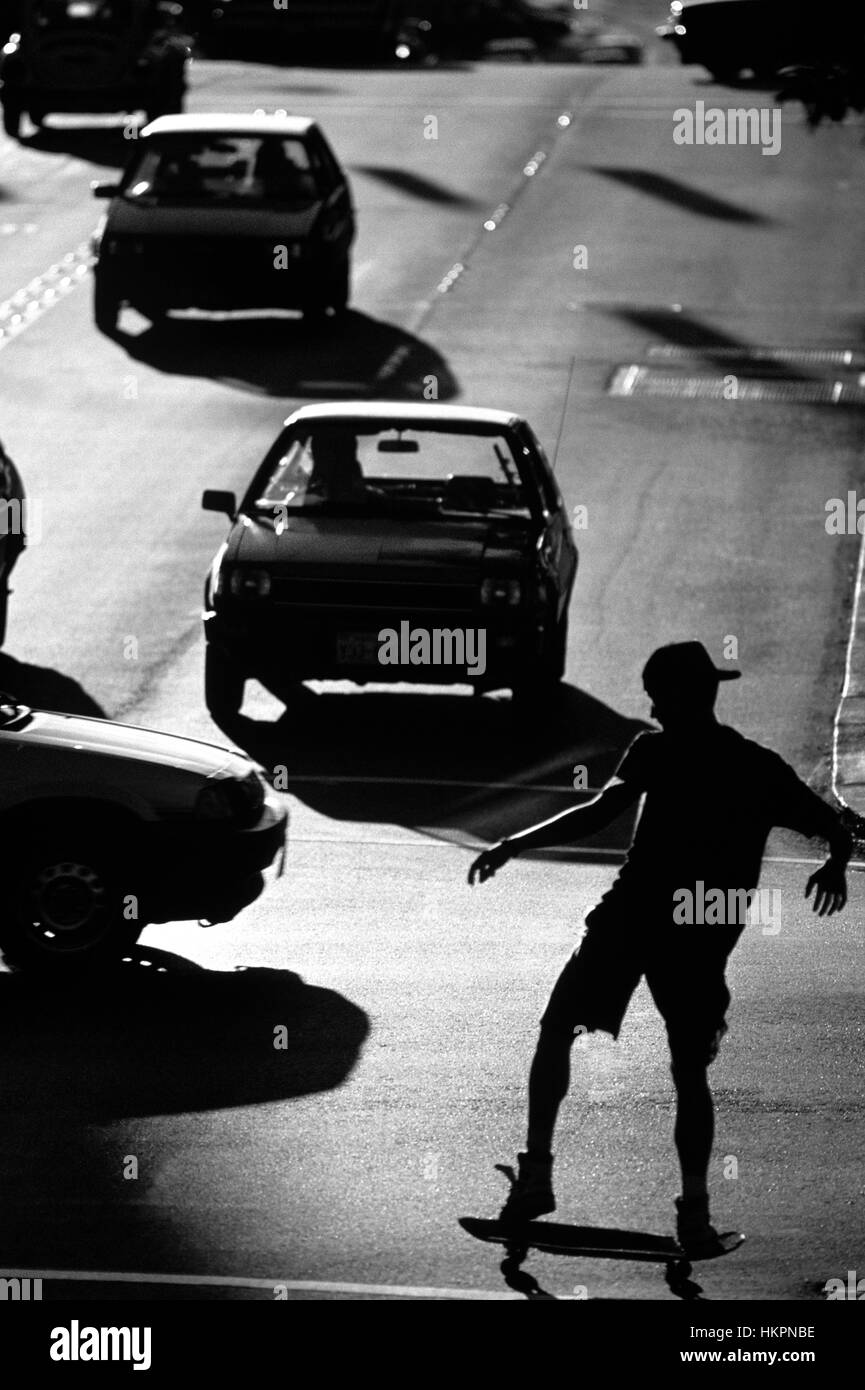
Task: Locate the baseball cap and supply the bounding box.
[642,641,741,700]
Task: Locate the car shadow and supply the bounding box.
[0,949,370,1269]
[216,682,650,859]
[114,309,459,400]
[0,651,107,717]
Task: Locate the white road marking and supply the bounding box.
[0,239,93,351]
[832,520,865,812]
[10,1268,532,1300]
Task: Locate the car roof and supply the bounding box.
[282,402,524,429]
[141,114,318,140]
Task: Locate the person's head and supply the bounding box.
[642,641,740,734]
[309,431,363,497]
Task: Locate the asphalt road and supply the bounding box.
[1,40,864,1302]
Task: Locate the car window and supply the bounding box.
[253,426,531,514]
[124,136,321,205]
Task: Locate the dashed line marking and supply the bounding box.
[0,238,94,351]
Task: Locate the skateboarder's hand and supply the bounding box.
[805,861,847,916]
[468,841,512,885]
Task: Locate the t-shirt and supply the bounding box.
[594,724,838,928]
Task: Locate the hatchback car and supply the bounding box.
[90,112,355,333]
[0,694,287,970]
[201,402,578,717]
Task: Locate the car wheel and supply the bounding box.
[0,835,143,972]
[205,644,245,721]
[511,614,568,712]
[2,101,22,139]
[94,276,121,334]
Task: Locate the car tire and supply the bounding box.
[205,644,245,721]
[94,276,121,334]
[0,833,144,972]
[511,613,568,712]
[2,101,22,139]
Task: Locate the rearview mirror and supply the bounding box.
[91,181,120,198]
[377,438,419,453]
[202,489,237,517]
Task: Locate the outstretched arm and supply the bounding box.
[468,779,641,885]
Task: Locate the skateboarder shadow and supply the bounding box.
[460,1215,708,1300]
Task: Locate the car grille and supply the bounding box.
[268,575,477,613]
[136,238,293,274]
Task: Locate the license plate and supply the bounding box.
[336,632,380,665]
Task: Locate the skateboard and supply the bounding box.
[459,1216,745,1271]
[460,1165,745,1276]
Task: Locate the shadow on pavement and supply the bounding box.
[116,310,459,401]
[0,651,107,716]
[217,682,649,858]
[352,163,486,209]
[0,950,370,1271]
[588,166,773,226]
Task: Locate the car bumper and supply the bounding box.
[204,606,548,689]
[146,787,288,924]
[96,249,348,311]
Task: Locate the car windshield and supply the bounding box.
[251,423,531,515]
[123,135,320,206]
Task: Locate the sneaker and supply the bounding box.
[497,1152,556,1226]
[675,1194,724,1257]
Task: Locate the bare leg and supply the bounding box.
[671,1060,714,1198]
[526,1027,574,1156]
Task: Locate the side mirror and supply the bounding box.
[91,180,121,198]
[202,489,237,518]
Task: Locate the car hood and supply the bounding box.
[106,200,323,239]
[10,710,252,780]
[233,514,528,569]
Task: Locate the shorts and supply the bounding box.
[540,906,735,1066]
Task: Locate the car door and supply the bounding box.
[307,128,355,257]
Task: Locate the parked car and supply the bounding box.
[0,437,26,647]
[0,694,287,970]
[656,0,864,84]
[201,402,578,717]
[0,0,190,140]
[90,112,355,333]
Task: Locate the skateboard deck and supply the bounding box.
[460,1217,745,1265]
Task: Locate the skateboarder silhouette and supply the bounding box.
[468,642,851,1255]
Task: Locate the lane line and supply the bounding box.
[0,239,94,351]
[9,1268,529,1300]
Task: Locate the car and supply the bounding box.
[0,0,190,141]
[90,112,356,333]
[0,694,287,970]
[201,401,578,718]
[0,438,26,647]
[656,0,864,84]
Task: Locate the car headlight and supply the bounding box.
[229,568,271,598]
[196,770,265,827]
[480,578,521,606]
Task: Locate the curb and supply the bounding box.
[833,532,865,820]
